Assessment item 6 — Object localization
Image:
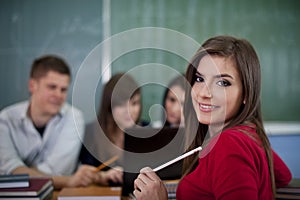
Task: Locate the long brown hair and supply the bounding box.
[183,35,275,196]
[97,73,141,140]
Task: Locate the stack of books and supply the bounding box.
[163,179,179,200]
[276,178,300,200]
[0,174,29,189]
[0,175,53,200]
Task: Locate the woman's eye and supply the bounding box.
[130,100,140,106]
[217,80,231,87]
[168,96,177,103]
[194,75,204,82]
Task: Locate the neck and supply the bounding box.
[208,123,226,137]
[28,104,53,127]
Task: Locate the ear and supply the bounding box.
[28,79,35,94]
[243,99,246,104]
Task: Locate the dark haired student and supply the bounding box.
[133,36,291,200]
[152,74,186,128]
[80,73,144,185]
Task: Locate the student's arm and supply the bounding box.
[0,114,27,175]
[273,149,292,187]
[12,166,45,176]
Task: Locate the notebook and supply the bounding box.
[58,186,121,200]
[0,177,53,200]
[0,174,29,188]
[121,126,185,197]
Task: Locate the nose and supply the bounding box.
[53,88,65,99]
[172,100,181,112]
[193,82,212,99]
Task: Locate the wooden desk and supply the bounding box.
[52,189,60,200]
[52,186,123,200]
[51,181,176,200]
[51,179,300,200]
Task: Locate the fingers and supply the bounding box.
[70,165,124,187]
[79,165,99,180]
[134,173,146,191]
[140,167,160,182]
[72,165,97,187]
[96,166,123,185]
[134,167,155,190]
[106,168,123,183]
[133,168,167,200]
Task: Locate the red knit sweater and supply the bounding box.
[177,125,291,200]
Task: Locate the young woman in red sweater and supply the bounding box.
[133,35,291,200]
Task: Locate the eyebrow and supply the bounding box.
[196,72,234,79]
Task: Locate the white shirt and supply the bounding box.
[0,101,84,175]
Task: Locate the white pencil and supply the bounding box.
[153,146,202,172]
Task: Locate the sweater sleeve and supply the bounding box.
[273,149,292,187]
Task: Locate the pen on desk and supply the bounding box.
[153,146,202,172]
[95,155,118,172]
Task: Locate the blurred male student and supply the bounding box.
[0,55,98,189]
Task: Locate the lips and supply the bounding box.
[49,98,63,106]
[199,103,219,112]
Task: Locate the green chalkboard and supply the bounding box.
[0,0,103,123]
[0,0,299,123]
[109,0,300,122]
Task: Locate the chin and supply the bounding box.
[198,116,211,125]
[47,107,61,115]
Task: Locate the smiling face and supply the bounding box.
[29,70,70,117]
[191,55,243,126]
[165,85,185,126]
[112,93,141,129]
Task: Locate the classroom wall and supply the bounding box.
[0,0,299,177]
[0,0,104,123]
[269,134,300,178]
[109,0,300,123]
[1,0,300,123]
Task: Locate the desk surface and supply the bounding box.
[52,186,129,200]
[51,179,300,200]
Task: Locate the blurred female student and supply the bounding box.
[133,35,291,200]
[160,74,186,128]
[80,73,143,185]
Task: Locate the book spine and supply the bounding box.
[0,174,29,183]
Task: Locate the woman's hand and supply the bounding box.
[95,166,123,185]
[67,164,96,187]
[133,167,168,200]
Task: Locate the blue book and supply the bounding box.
[0,174,29,188]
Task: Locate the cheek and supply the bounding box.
[60,92,68,99]
[39,91,52,103]
[130,105,140,118]
[165,100,173,112]
[111,110,117,122]
[112,107,122,119]
[190,90,198,110]
[225,93,243,118]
